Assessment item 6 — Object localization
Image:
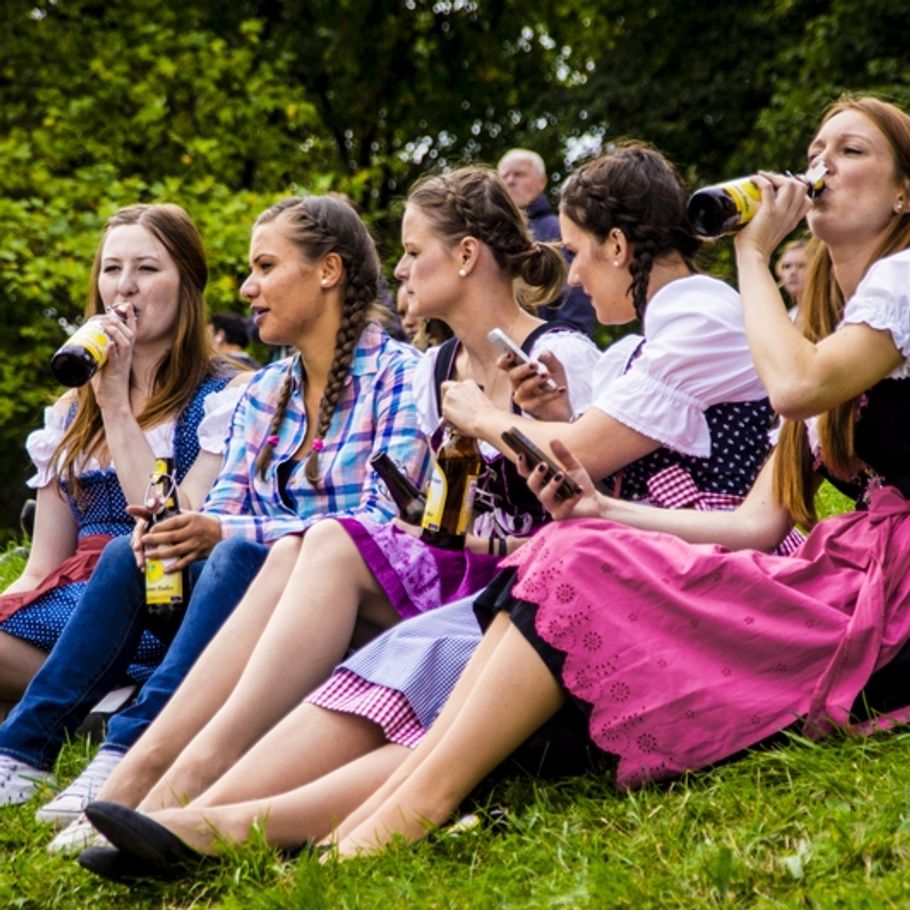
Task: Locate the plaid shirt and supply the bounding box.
[203,323,429,543]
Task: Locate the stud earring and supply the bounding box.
[321,279,329,286]
[458,268,467,277]
[613,261,621,267]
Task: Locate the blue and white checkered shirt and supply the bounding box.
[203,323,429,543]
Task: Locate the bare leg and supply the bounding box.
[164,704,386,809]
[125,520,395,810]
[96,537,303,807]
[333,615,564,856]
[329,612,512,841]
[0,631,46,700]
[146,744,409,852]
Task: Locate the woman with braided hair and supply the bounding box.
[0,195,427,843]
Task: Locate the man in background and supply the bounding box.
[210,311,260,369]
[497,148,596,336]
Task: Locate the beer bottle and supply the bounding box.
[144,457,187,624]
[51,317,113,387]
[687,161,828,239]
[370,451,427,525]
[419,426,483,551]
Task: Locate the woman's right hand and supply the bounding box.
[734,172,813,264]
[91,305,137,411]
[127,505,223,572]
[506,350,572,421]
[517,438,605,521]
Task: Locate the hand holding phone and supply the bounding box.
[500,427,582,502]
[487,328,558,392]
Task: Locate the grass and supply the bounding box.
[2,483,906,908]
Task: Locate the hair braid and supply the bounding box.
[561,142,701,320]
[303,261,374,483]
[255,366,295,480]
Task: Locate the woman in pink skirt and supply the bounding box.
[295,94,910,856]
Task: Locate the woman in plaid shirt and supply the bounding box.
[0,196,428,842]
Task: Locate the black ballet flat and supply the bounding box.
[83,801,202,875]
[77,845,166,882]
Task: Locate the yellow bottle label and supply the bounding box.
[725,180,761,222]
[420,462,448,532]
[70,319,112,365]
[455,472,481,535]
[145,558,183,605]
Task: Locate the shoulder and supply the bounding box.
[842,248,910,366]
[356,322,422,378]
[643,274,741,337]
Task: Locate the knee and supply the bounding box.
[203,538,269,577]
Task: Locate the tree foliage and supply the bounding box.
[0,0,907,532]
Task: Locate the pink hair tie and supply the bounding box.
[266,435,279,447]
[311,438,325,453]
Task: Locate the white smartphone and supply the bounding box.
[487,328,558,392]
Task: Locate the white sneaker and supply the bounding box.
[0,754,53,806]
[46,813,110,855]
[35,748,124,828]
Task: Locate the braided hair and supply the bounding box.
[253,195,381,485]
[406,165,566,307]
[560,143,700,320]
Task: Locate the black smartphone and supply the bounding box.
[500,427,582,502]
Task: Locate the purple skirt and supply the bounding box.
[336,518,503,619]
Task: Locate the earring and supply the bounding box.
[458,268,467,277]
[321,279,329,286]
[613,261,621,267]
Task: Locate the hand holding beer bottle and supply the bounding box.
[143,458,188,628]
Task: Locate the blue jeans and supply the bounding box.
[0,536,268,770]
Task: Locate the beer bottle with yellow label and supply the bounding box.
[687,161,827,239]
[144,457,187,624]
[419,426,483,550]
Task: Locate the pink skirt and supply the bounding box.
[499,486,910,789]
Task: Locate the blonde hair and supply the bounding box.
[54,204,215,496]
[774,96,910,526]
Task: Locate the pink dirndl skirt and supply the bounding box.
[498,485,910,789]
[336,517,502,619]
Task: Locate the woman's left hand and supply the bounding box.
[517,438,604,521]
[734,172,813,263]
[440,380,492,436]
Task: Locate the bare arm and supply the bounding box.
[734,175,903,419]
[2,485,78,594]
[441,380,660,481]
[526,440,797,553]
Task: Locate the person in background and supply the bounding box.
[775,236,809,313]
[210,311,259,369]
[498,148,596,337]
[395,283,452,351]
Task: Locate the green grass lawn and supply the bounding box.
[3,484,908,908]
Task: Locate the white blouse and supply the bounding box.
[25,383,244,489]
[840,247,910,379]
[591,274,768,458]
[413,329,601,460]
